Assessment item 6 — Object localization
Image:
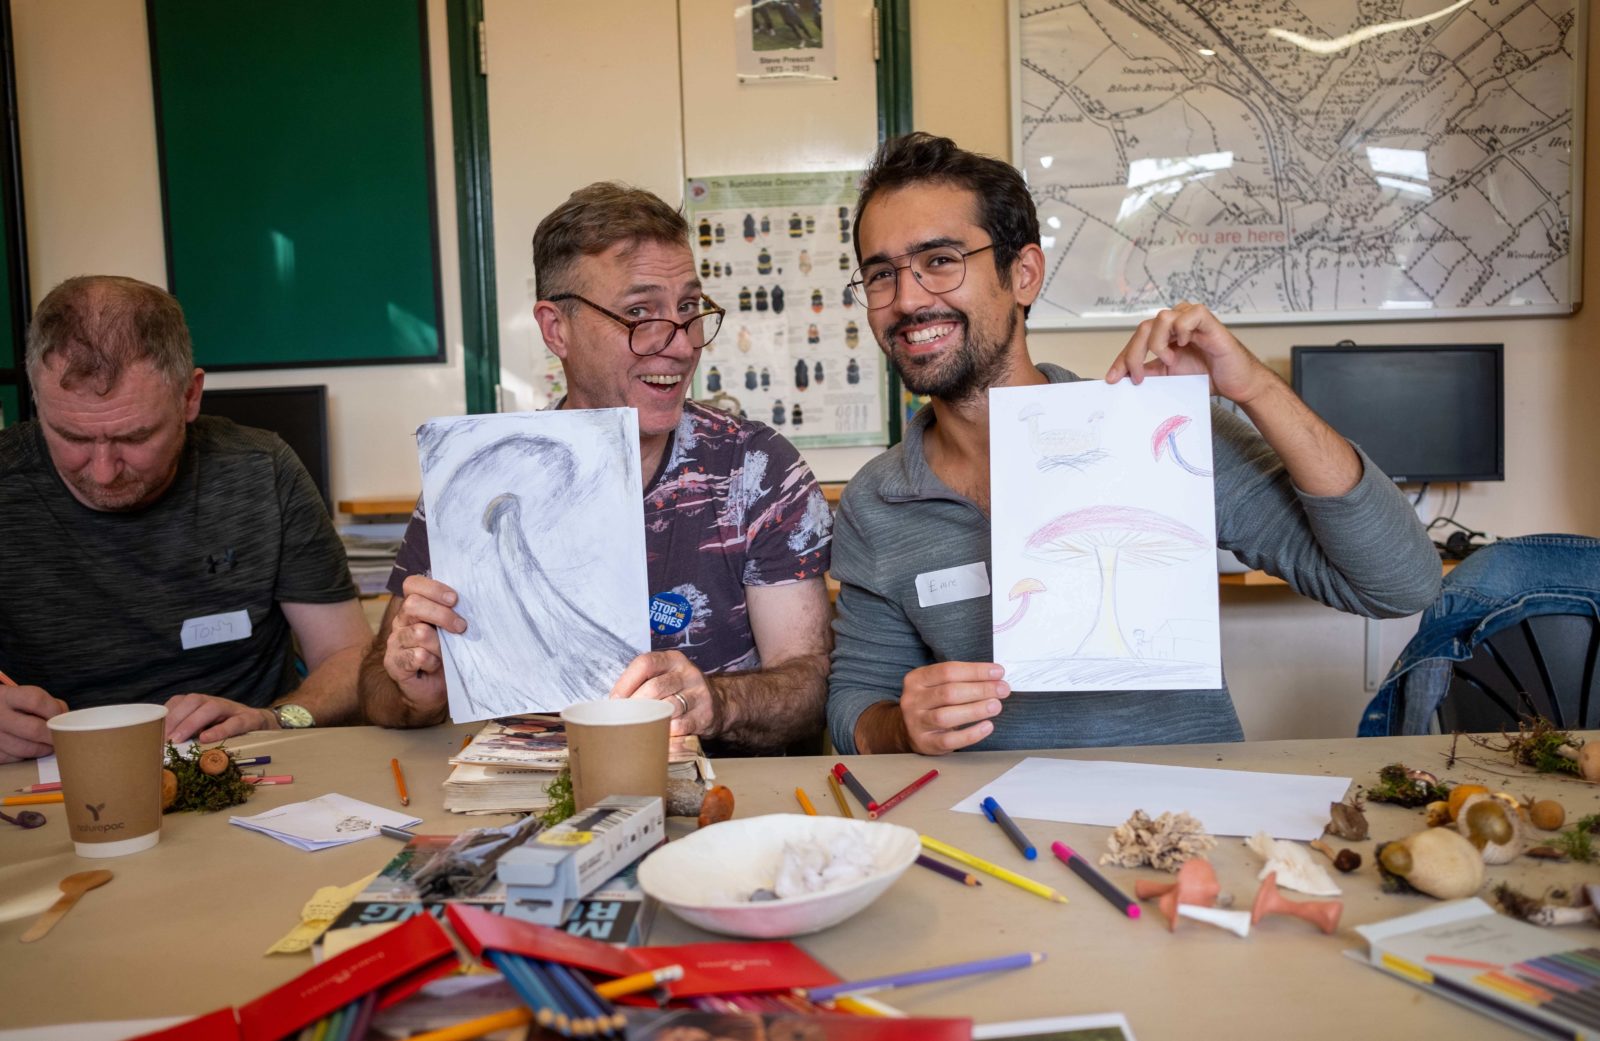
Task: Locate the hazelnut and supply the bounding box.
[1530,799,1566,831]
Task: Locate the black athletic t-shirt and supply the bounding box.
[0,417,355,709]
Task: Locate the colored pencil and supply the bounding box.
[243,775,294,785]
[915,853,981,886]
[919,835,1067,904]
[803,951,1046,1001]
[2,793,63,807]
[826,773,854,818]
[1050,841,1139,918]
[487,952,561,1032]
[869,768,938,818]
[981,796,1036,859]
[405,1007,532,1041]
[832,762,877,810]
[795,787,818,815]
[0,668,14,686]
[594,964,684,1000]
[15,782,61,794]
[390,757,410,807]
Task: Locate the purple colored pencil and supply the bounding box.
[831,762,877,810]
[1051,841,1140,919]
[804,951,1045,1001]
[915,853,982,886]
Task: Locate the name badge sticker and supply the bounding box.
[915,561,991,609]
[180,609,253,650]
[648,592,692,635]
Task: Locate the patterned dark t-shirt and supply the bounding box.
[0,417,356,709]
[387,401,832,676]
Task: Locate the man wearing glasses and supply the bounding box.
[361,183,834,754]
[827,133,1439,756]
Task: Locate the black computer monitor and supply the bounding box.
[200,385,332,510]
[1291,344,1503,483]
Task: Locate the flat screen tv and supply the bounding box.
[1290,344,1503,484]
[200,385,332,510]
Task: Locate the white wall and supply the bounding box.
[12,0,467,504]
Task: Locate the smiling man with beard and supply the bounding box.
[826,133,1440,756]
[361,184,834,755]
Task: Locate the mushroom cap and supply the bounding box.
[1008,577,1046,600]
[1152,415,1191,460]
[1025,505,1208,568]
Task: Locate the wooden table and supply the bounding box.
[2,729,1596,1037]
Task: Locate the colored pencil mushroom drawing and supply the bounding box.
[1153,415,1212,476]
[989,376,1221,691]
[1024,506,1204,657]
[416,409,650,721]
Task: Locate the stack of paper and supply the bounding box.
[442,715,706,815]
[231,794,421,851]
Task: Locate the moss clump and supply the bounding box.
[1367,764,1451,808]
[538,767,575,827]
[1552,814,1600,863]
[1469,718,1581,776]
[163,742,254,812]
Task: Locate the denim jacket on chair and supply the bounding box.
[1358,534,1600,736]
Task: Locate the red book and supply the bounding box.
[448,903,840,998]
[236,913,458,1041]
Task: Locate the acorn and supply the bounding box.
[161,768,179,810]
[1530,799,1565,831]
[198,748,232,776]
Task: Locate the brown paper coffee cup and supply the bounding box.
[48,703,166,858]
[561,699,673,812]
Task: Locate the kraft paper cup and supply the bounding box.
[562,699,673,812]
[48,703,166,858]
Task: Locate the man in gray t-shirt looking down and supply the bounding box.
[829,133,1441,756]
[0,276,371,763]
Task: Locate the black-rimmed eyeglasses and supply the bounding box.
[547,293,725,356]
[848,243,997,310]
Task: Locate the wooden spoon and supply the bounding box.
[19,869,113,943]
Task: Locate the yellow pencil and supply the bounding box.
[2,793,63,807]
[919,835,1068,904]
[795,786,818,816]
[404,1007,532,1041]
[826,772,854,818]
[595,963,685,999]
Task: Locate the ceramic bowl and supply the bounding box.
[637,813,921,938]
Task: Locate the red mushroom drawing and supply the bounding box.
[992,577,1047,634]
[1152,415,1212,477]
[1024,505,1208,658]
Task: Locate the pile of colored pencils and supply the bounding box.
[488,950,627,1038]
[293,993,376,1041]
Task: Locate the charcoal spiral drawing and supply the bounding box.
[417,410,649,721]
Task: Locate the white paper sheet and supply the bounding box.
[229,794,421,851]
[35,755,57,785]
[952,757,1352,841]
[416,409,650,721]
[989,376,1221,691]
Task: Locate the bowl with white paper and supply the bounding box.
[637,813,920,939]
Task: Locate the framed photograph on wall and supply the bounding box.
[1011,0,1584,327]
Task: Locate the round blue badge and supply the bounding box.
[648,592,692,635]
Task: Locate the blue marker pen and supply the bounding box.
[982,795,1037,860]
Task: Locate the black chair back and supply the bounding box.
[1437,613,1600,731]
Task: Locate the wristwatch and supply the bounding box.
[270,704,316,729]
